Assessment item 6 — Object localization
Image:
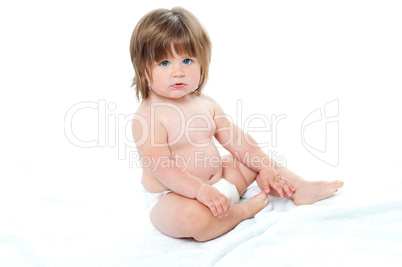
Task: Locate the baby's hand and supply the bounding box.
[258,168,295,198]
[196,183,231,218]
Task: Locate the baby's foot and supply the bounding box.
[292,180,344,205]
[240,191,269,219]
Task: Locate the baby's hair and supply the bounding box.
[130,7,212,101]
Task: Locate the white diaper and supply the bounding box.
[142,178,240,212]
[211,178,240,206]
[141,186,172,213]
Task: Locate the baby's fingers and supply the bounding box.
[280,178,295,197]
[273,182,285,198]
[221,195,231,216]
[215,196,231,218]
[261,176,271,194]
[208,202,218,217]
[211,198,225,218]
[281,177,295,192]
[279,180,293,198]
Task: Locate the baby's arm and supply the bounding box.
[133,115,230,217]
[211,100,295,198]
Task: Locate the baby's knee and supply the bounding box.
[150,198,211,239]
[181,204,211,238]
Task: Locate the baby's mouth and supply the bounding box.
[172,83,186,89]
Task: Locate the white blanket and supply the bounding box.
[2,165,402,267]
[131,182,402,267]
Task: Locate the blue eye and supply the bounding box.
[160,60,169,67]
[183,58,192,65]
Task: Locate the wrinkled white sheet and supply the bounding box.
[2,165,401,267]
[131,178,402,267]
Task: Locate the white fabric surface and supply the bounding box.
[131,178,402,267]
[3,165,401,267]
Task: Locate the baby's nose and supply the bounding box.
[172,65,185,77]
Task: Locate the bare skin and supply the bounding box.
[222,154,344,206]
[133,49,344,241]
[149,153,343,241]
[290,180,344,205]
[151,190,270,242]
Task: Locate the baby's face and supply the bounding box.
[148,49,201,99]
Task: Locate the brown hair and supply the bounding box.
[130,7,212,101]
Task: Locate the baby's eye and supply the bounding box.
[160,60,169,67]
[183,58,192,65]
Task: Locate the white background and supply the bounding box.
[1,0,401,236]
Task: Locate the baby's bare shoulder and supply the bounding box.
[197,94,221,112]
[132,99,173,130]
[131,100,154,133]
[197,93,216,104]
[132,100,168,142]
[133,98,160,120]
[197,94,225,116]
[134,98,151,115]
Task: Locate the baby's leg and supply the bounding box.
[220,154,344,205]
[266,165,344,205]
[221,154,259,196]
[150,191,268,241]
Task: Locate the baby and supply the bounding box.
[130,7,343,241]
